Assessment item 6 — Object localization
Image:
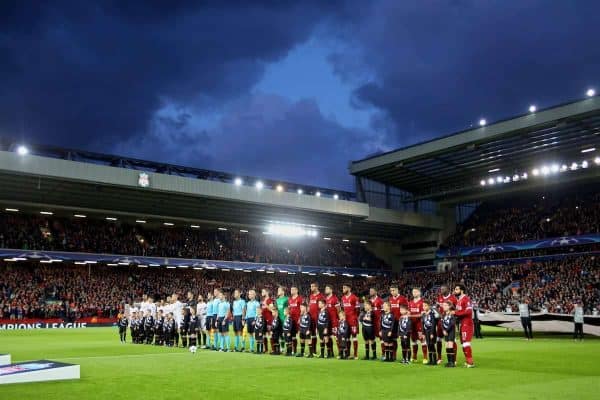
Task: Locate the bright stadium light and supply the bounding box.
[315,191,321,197]
[266,222,318,238]
[529,105,537,113]
[360,240,367,244]
[541,166,550,175]
[40,211,53,215]
[587,88,596,97]
[297,188,303,194]
[190,225,200,228]
[532,168,540,176]
[594,157,600,165]
[163,222,174,226]
[521,173,528,179]
[570,162,578,170]
[106,217,117,221]
[487,178,495,185]
[5,208,19,212]
[480,180,486,186]
[218,227,228,231]
[276,184,284,192]
[560,164,568,172]
[136,220,147,224]
[582,160,589,168]
[74,214,87,218]
[17,145,29,156]
[342,239,350,242]
[503,176,510,183]
[581,147,596,153]
[323,237,331,240]
[333,194,339,200]
[234,177,243,186]
[550,164,559,173]
[512,174,519,182]
[239,229,248,233]
[488,168,500,173]
[479,119,487,126]
[496,176,503,183]
[255,181,264,190]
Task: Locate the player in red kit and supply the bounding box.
[388,285,408,360]
[369,288,384,359]
[324,284,340,357]
[261,288,274,353]
[454,284,475,367]
[308,282,325,356]
[341,284,360,359]
[436,285,458,363]
[408,288,427,363]
[288,286,303,354]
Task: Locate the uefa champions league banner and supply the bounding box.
[0,317,117,330]
[436,233,600,258]
[0,249,387,277]
[479,311,600,336]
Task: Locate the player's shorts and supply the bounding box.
[362,326,375,341]
[317,326,329,340]
[444,329,456,342]
[460,323,473,343]
[245,318,255,334]
[410,319,423,341]
[233,315,243,332]
[381,329,395,344]
[299,329,311,340]
[271,330,281,342]
[205,316,212,330]
[283,331,293,343]
[217,317,229,333]
[290,320,298,336]
[212,315,219,329]
[309,319,317,336]
[255,331,264,340]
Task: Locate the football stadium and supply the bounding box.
[1,94,599,399]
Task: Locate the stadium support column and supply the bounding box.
[438,205,456,245]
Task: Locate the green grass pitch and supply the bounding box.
[1,327,599,399]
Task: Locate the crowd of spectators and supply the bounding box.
[0,214,387,269]
[444,189,600,249]
[1,253,598,321]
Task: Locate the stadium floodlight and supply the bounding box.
[503,176,510,183]
[594,157,600,165]
[496,176,503,183]
[297,188,303,194]
[333,194,339,200]
[218,227,228,231]
[136,220,146,224]
[106,217,117,221]
[582,160,589,168]
[479,119,487,126]
[239,229,248,233]
[342,239,350,242]
[149,263,160,267]
[480,180,486,186]
[163,222,174,226]
[266,222,318,238]
[5,208,19,212]
[360,240,367,244]
[323,237,331,240]
[546,218,551,222]
[255,181,264,190]
[587,88,596,97]
[521,173,528,179]
[16,145,29,156]
[551,164,559,173]
[532,168,540,176]
[487,178,495,185]
[488,168,500,173]
[581,147,596,153]
[570,162,578,170]
[74,214,86,218]
[138,265,148,268]
[178,265,189,269]
[276,184,284,192]
[190,225,200,228]
[166,266,176,269]
[541,166,550,175]
[512,175,519,182]
[40,211,53,215]
[234,177,243,186]
[560,164,568,172]
[529,105,537,113]
[315,191,321,197]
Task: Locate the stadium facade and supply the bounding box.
[1,95,599,271]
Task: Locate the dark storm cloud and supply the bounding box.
[0,0,348,149]
[332,0,600,147]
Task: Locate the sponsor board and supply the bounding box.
[0,360,80,385]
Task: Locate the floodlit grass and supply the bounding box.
[0,327,599,399]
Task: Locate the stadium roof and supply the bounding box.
[351,96,600,203]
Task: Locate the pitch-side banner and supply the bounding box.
[0,317,117,330]
[479,311,600,336]
[436,234,600,258]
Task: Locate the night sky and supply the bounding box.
[1,1,599,190]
